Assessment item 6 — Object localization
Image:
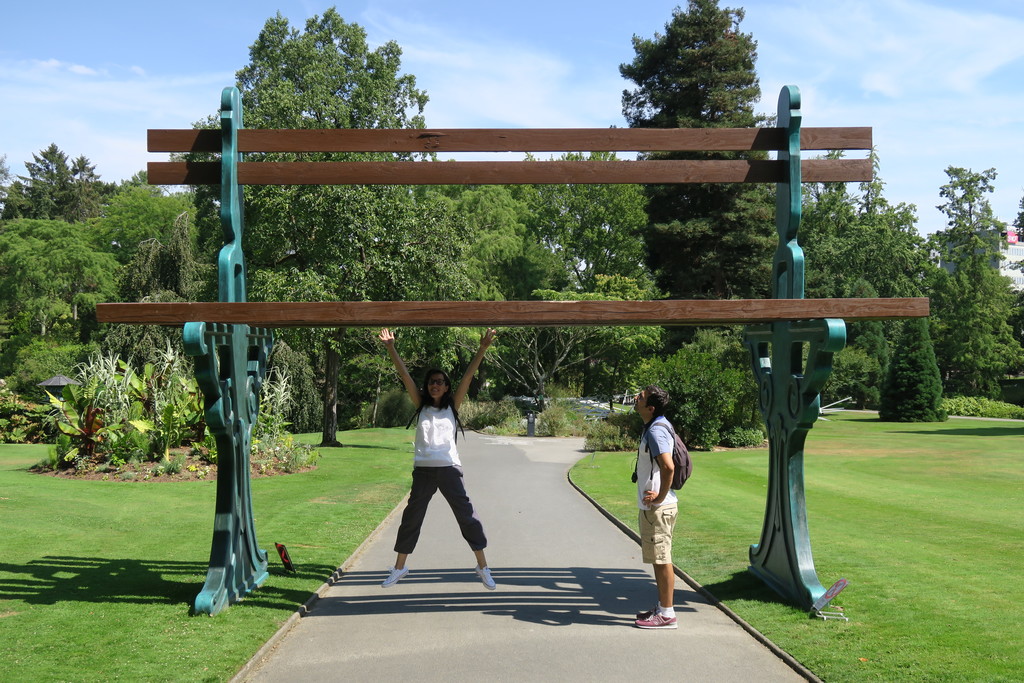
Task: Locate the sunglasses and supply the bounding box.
[428,378,449,386]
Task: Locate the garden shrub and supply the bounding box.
[363,388,416,428]
[942,396,1024,419]
[537,402,587,437]
[190,430,218,465]
[460,399,522,431]
[37,435,69,471]
[0,381,51,443]
[607,409,644,437]
[105,429,151,467]
[719,426,767,448]
[584,419,638,452]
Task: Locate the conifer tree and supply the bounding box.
[879,318,946,422]
[928,167,1022,396]
[620,0,774,300]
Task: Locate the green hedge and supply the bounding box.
[942,395,1024,419]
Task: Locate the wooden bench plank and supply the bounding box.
[96,298,929,327]
[147,158,871,186]
[148,126,872,153]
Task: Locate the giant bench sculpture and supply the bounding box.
[97,85,928,615]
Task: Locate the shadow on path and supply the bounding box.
[309,566,704,628]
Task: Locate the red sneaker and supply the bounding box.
[635,606,656,620]
[635,612,677,629]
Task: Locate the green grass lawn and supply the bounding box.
[571,412,1024,682]
[3,416,1021,681]
[0,430,415,683]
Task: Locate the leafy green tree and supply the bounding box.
[821,279,889,409]
[823,346,879,410]
[0,219,118,338]
[266,341,321,434]
[522,153,652,292]
[577,275,662,397]
[620,0,775,300]
[195,8,471,445]
[92,186,196,265]
[880,318,946,422]
[484,276,661,404]
[635,333,760,449]
[100,204,206,363]
[928,167,1022,397]
[802,152,930,301]
[440,185,559,301]
[1,338,98,397]
[67,155,108,223]
[1011,199,1024,369]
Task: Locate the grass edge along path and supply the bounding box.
[569,413,1024,683]
[0,429,414,683]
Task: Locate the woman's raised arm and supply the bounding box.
[379,328,422,409]
[452,328,497,410]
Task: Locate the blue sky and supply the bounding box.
[3,0,1023,235]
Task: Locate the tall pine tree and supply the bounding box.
[1,145,112,222]
[620,0,774,300]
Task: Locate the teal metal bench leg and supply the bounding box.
[743,86,846,610]
[185,87,273,615]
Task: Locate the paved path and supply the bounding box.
[241,433,808,682]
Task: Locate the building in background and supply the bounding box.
[1001,229,1024,291]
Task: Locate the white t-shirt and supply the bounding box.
[636,416,678,510]
[413,405,462,467]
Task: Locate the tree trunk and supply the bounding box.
[320,333,342,447]
[371,371,381,427]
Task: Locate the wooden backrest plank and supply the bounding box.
[148,126,871,153]
[96,297,928,327]
[147,158,871,186]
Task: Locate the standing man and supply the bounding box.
[633,384,678,629]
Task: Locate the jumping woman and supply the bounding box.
[377,327,498,590]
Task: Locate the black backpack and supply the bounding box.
[643,421,693,490]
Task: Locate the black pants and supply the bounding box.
[394,466,487,554]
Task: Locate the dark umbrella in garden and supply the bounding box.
[37,375,79,401]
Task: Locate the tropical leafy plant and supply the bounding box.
[48,379,124,468]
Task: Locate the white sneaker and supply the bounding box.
[381,566,409,588]
[475,566,496,590]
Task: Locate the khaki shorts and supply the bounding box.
[639,503,678,565]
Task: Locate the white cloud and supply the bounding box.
[361,9,625,130]
[747,0,1024,232]
[1,58,232,182]
[68,63,99,76]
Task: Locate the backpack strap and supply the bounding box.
[405,405,421,431]
[647,420,673,461]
